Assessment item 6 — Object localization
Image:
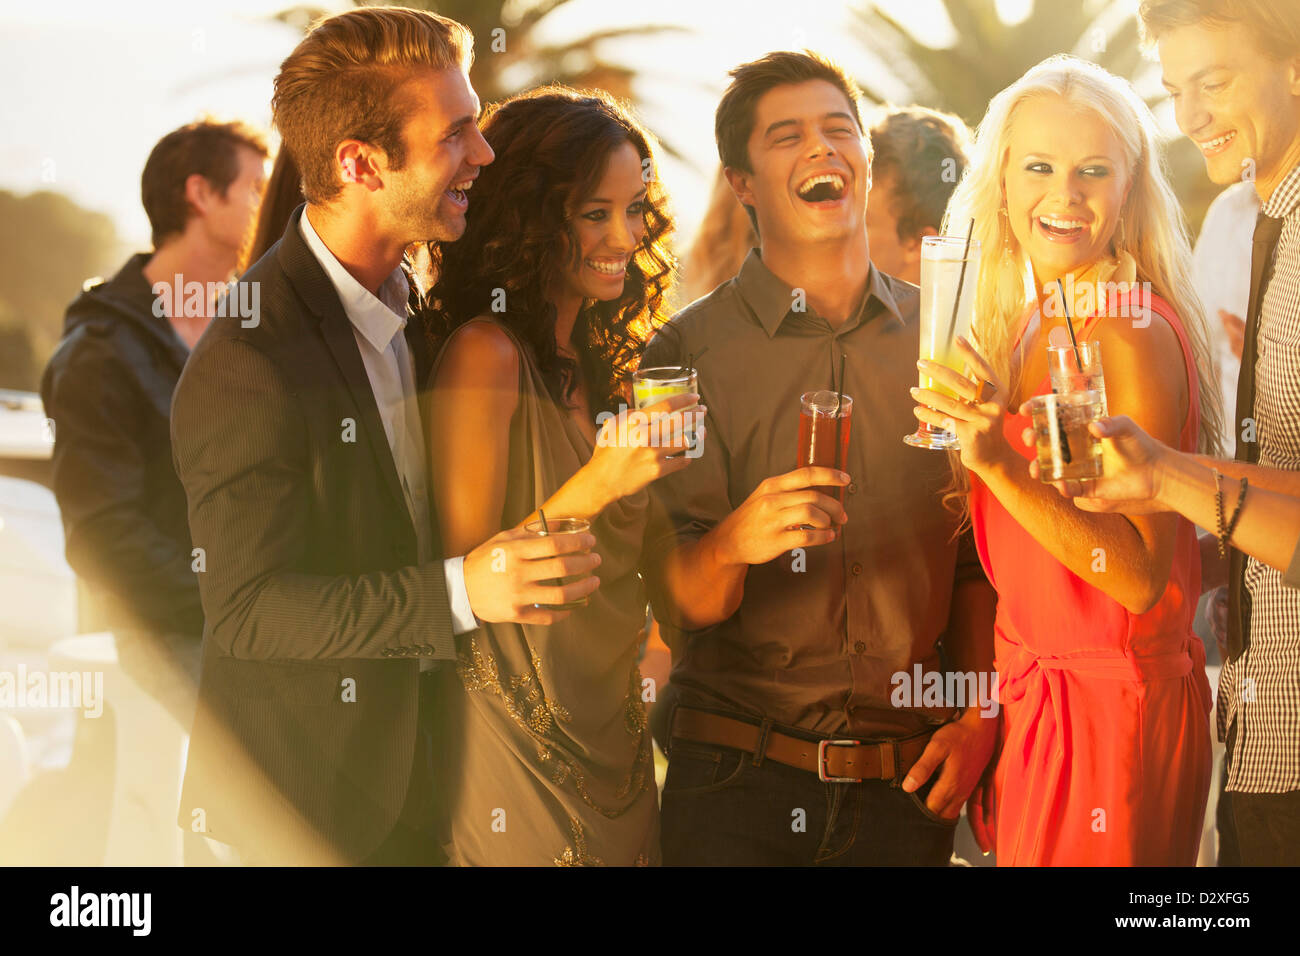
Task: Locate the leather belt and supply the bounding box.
[669,706,937,784]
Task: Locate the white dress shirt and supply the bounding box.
[299,209,476,645]
[1193,181,1260,454]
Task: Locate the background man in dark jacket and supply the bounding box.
[40,120,268,721]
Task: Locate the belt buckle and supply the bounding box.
[817,738,862,783]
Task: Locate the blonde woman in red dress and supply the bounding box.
[911,55,1224,865]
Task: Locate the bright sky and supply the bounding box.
[0,0,1151,254]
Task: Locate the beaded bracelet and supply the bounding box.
[1222,477,1249,558]
[1214,470,1227,558]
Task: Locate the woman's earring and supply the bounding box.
[999,206,1012,256]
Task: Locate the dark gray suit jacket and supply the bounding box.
[172,205,455,863]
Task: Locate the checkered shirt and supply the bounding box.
[1219,161,1300,793]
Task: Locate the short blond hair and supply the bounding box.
[272,6,473,204]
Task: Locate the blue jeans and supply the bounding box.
[660,738,958,866]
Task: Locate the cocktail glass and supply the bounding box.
[523,517,593,610]
[1028,390,1105,482]
[905,235,982,450]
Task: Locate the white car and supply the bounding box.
[0,390,75,649]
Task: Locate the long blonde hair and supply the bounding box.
[942,55,1224,514]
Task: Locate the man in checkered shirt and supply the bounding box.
[1143,0,1300,865]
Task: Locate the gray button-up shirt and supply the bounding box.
[643,249,987,736]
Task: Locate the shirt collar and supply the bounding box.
[298,206,409,354]
[1262,160,1300,220]
[734,247,903,338]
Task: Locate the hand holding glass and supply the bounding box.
[905,235,982,450]
[633,366,700,449]
[523,517,593,610]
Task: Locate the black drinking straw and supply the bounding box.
[834,353,846,416]
[681,348,709,377]
[833,352,847,469]
[943,219,976,348]
[1055,278,1084,372]
[538,509,550,534]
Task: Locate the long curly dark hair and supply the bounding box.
[416,85,676,416]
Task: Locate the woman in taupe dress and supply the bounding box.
[419,87,702,865]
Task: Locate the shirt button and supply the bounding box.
[851,562,863,575]
[854,641,866,653]
[848,482,858,495]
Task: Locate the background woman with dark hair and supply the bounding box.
[420,86,702,866]
[239,148,303,273]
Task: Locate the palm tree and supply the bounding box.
[851,0,1144,125]
[272,1,686,141]
[850,0,1219,230]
